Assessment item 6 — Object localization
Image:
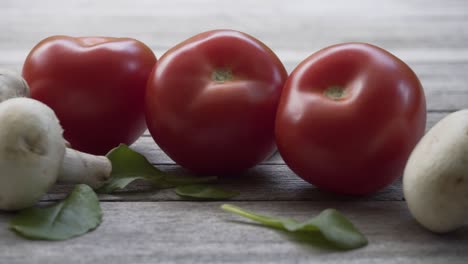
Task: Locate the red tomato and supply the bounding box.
[276,43,426,195]
[23,36,156,155]
[145,30,287,174]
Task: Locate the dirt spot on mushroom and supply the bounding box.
[97,172,109,183]
[3,131,49,159]
[22,131,48,156]
[3,144,28,159]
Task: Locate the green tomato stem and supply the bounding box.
[212,69,233,83]
[324,86,346,100]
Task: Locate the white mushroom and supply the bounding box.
[0,69,29,102]
[403,110,468,233]
[0,98,111,211]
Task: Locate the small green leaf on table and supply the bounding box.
[9,184,102,240]
[175,184,239,200]
[221,204,368,250]
[98,144,217,193]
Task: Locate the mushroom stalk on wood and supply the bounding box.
[0,98,111,211]
[0,69,30,102]
[403,110,468,233]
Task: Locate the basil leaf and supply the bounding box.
[221,204,367,250]
[221,204,300,230]
[175,184,239,200]
[98,144,217,193]
[97,176,145,194]
[9,184,102,240]
[285,209,368,249]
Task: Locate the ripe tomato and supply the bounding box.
[145,30,287,174]
[276,43,426,195]
[23,36,156,155]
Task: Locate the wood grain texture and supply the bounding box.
[1,201,467,264]
[43,165,405,202]
[1,0,468,52]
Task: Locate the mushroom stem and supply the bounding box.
[58,148,112,189]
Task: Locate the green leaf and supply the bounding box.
[9,184,102,240]
[221,204,368,250]
[285,209,368,249]
[221,204,300,230]
[175,184,239,200]
[98,144,217,193]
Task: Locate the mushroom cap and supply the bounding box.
[0,69,30,103]
[403,110,468,233]
[0,98,66,210]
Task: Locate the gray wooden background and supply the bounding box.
[1,0,467,263]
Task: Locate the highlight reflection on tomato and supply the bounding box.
[275,43,426,195]
[145,30,287,174]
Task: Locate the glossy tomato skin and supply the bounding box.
[145,30,287,174]
[23,36,156,155]
[276,43,426,195]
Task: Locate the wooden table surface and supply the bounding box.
[1,0,468,263]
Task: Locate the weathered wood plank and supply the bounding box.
[0,201,467,264]
[44,164,404,202]
[1,0,468,68]
[0,0,467,52]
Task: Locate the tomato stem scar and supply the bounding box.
[324,86,346,100]
[212,69,233,83]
